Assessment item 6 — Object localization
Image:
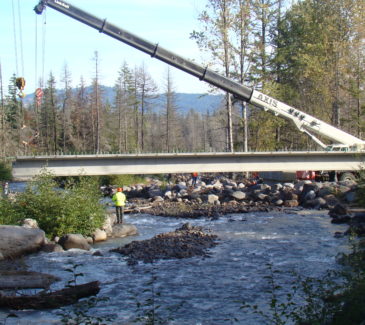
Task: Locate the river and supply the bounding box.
[1,209,349,324]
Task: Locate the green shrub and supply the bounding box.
[0,197,22,225]
[13,170,106,239]
[0,161,12,181]
[99,174,146,187]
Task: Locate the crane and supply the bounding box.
[33,0,365,156]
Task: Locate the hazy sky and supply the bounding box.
[1,0,213,95]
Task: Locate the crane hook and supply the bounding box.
[34,1,48,15]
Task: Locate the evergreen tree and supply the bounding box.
[60,63,73,153]
[163,68,180,152]
[135,63,158,152]
[40,72,59,154]
[191,0,236,152]
[114,62,135,152]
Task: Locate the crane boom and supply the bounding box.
[34,0,365,151]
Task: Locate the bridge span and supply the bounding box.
[12,151,364,179]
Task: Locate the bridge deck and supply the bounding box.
[12,151,365,179]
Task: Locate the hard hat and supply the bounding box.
[117,187,123,192]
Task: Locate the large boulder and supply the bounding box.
[41,243,64,253]
[0,226,45,260]
[102,213,117,236]
[93,229,107,242]
[230,191,246,201]
[58,234,91,251]
[110,224,138,238]
[205,194,220,204]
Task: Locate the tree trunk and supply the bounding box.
[0,281,100,310]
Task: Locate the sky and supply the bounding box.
[0,0,212,96]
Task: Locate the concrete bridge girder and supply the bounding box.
[12,151,365,180]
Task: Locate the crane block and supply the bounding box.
[16,77,26,90]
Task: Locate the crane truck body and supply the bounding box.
[34,0,365,181]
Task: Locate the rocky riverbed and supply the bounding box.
[112,223,218,265]
[116,174,360,218]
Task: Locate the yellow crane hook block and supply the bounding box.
[15,77,26,98]
[16,77,26,90]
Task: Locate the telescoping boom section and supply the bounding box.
[34,0,365,151]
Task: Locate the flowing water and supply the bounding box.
[1,210,350,324]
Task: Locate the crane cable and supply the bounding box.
[17,0,24,77]
[35,13,38,91]
[11,0,19,76]
[12,0,26,98]
[34,9,46,108]
[42,11,47,89]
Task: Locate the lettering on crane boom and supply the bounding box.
[54,0,70,9]
[256,93,278,108]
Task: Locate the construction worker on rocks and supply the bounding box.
[112,187,126,224]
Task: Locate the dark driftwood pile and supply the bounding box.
[0,281,100,310]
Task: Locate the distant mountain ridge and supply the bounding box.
[25,85,224,115]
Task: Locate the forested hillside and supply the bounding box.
[0,0,364,157]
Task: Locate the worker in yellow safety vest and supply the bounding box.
[112,187,126,224]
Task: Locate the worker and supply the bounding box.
[2,182,9,197]
[191,172,198,187]
[112,187,126,224]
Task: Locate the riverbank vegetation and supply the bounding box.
[0,161,12,181]
[0,171,106,239]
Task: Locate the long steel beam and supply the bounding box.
[12,151,365,179]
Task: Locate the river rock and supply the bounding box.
[304,197,326,209]
[272,183,283,191]
[58,234,91,251]
[153,196,164,202]
[324,194,340,209]
[148,187,163,198]
[175,182,187,191]
[317,187,334,198]
[344,191,357,203]
[22,218,39,229]
[300,183,318,203]
[93,229,107,242]
[0,226,45,259]
[102,213,117,236]
[41,243,64,253]
[110,224,138,238]
[164,190,173,199]
[305,190,316,200]
[329,203,349,217]
[274,199,284,206]
[212,181,223,190]
[331,215,351,224]
[284,200,299,207]
[206,194,220,204]
[86,236,94,244]
[238,183,245,189]
[230,191,246,201]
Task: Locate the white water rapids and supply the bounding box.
[1,210,350,324]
